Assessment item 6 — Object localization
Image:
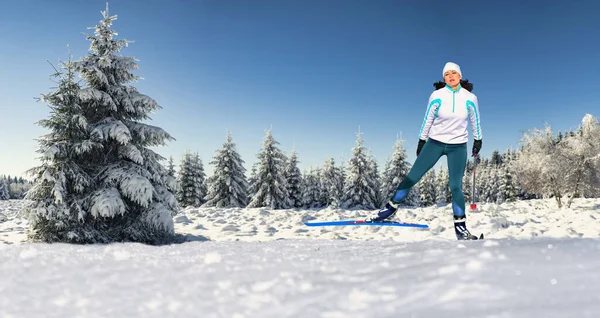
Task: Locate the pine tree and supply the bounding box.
[418,169,437,206]
[23,6,177,244]
[435,167,451,204]
[167,156,176,177]
[193,152,208,205]
[341,130,379,209]
[491,150,502,166]
[489,166,501,203]
[478,160,491,202]
[321,158,344,208]
[284,150,303,208]
[0,179,9,200]
[203,131,249,207]
[176,151,206,208]
[313,168,328,207]
[463,159,474,203]
[498,163,517,203]
[379,138,410,206]
[557,131,564,144]
[247,130,290,209]
[246,163,258,200]
[302,168,320,208]
[368,155,382,207]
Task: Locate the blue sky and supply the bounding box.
[1,0,599,178]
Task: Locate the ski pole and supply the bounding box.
[470,154,478,211]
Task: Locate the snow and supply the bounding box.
[1,198,600,317]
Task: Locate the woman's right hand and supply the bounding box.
[416,139,426,156]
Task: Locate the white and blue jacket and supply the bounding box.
[418,84,482,144]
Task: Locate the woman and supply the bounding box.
[368,62,483,240]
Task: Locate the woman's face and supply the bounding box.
[444,70,461,87]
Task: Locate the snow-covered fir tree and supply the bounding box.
[284,150,303,208]
[247,130,291,209]
[490,166,502,204]
[247,163,258,199]
[314,168,329,207]
[379,138,410,206]
[497,162,517,203]
[23,6,177,244]
[203,130,249,208]
[176,151,207,208]
[193,152,208,204]
[368,155,382,207]
[418,170,437,206]
[436,167,451,204]
[0,176,33,199]
[166,156,176,177]
[379,138,421,207]
[341,130,379,209]
[0,179,9,200]
[477,160,495,203]
[490,150,503,166]
[463,160,474,203]
[302,167,321,208]
[321,157,344,208]
[404,186,422,207]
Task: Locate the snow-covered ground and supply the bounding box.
[1,199,600,317]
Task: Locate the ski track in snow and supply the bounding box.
[1,199,600,317]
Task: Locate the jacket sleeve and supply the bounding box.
[467,95,483,140]
[418,93,440,140]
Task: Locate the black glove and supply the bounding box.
[472,139,482,156]
[416,139,426,156]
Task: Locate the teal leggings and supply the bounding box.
[391,138,467,217]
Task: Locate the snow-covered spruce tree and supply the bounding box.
[284,150,303,208]
[166,156,176,177]
[314,168,329,207]
[24,8,178,244]
[193,152,208,205]
[463,160,474,203]
[247,130,291,209]
[435,167,451,204]
[1,176,33,200]
[176,151,206,207]
[498,162,517,203]
[489,166,501,203]
[403,184,422,207]
[176,151,192,205]
[478,160,495,203]
[379,138,410,206]
[341,130,378,210]
[490,150,502,166]
[203,130,249,208]
[0,179,9,200]
[368,155,382,207]
[246,163,258,200]
[418,169,437,206]
[321,157,344,208]
[302,167,321,208]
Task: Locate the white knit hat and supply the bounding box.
[443,62,462,77]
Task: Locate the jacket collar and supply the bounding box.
[445,84,461,92]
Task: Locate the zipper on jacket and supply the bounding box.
[452,91,455,113]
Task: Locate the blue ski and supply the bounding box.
[304,219,428,229]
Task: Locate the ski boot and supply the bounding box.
[367,201,399,222]
[454,216,480,240]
